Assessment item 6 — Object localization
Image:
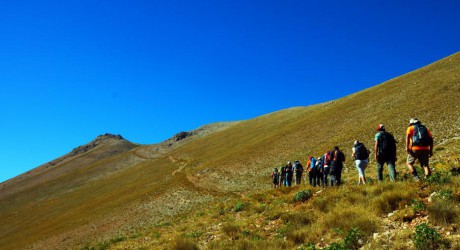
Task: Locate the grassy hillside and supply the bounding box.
[0,52,459,249]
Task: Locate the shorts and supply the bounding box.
[355,159,368,177]
[407,150,430,167]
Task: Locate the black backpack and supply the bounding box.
[333,150,345,163]
[377,131,396,159]
[354,143,369,160]
[412,124,432,147]
[315,158,323,172]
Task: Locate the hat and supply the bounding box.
[409,118,421,125]
[377,124,385,131]
[354,140,360,145]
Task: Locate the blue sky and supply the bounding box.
[1,0,459,182]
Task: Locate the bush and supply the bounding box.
[293,190,312,202]
[234,201,245,212]
[412,223,448,250]
[343,227,365,250]
[411,199,426,213]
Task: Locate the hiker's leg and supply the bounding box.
[417,151,431,177]
[387,160,396,181]
[406,154,419,178]
[376,160,384,182]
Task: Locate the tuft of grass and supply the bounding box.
[427,199,460,226]
[171,238,199,250]
[221,222,241,239]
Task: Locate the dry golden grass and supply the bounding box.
[0,52,459,249]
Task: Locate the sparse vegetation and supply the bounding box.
[412,223,448,250]
[0,53,459,249]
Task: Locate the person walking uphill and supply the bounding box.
[285,161,294,187]
[271,168,279,188]
[308,156,317,187]
[352,140,369,185]
[406,118,433,180]
[330,146,345,186]
[375,124,397,182]
[293,161,304,185]
[280,165,286,187]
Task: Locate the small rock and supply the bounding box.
[373,233,379,240]
[388,212,394,217]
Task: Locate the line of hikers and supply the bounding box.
[271,118,434,187]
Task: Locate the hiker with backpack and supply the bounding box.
[322,151,331,187]
[280,165,287,187]
[406,118,433,180]
[293,160,304,185]
[308,156,317,187]
[285,161,294,187]
[271,167,280,188]
[375,124,397,182]
[330,146,345,186]
[315,157,324,187]
[352,140,369,185]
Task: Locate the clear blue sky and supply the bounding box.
[1,0,459,182]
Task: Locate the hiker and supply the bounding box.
[321,151,331,187]
[375,124,397,182]
[352,140,369,185]
[285,161,294,187]
[330,146,345,186]
[271,168,279,188]
[406,118,433,179]
[280,165,287,186]
[315,157,324,187]
[308,156,317,187]
[293,160,304,185]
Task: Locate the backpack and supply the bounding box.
[323,153,331,166]
[295,163,303,174]
[333,150,345,163]
[412,124,432,147]
[273,171,279,179]
[377,131,396,159]
[315,158,323,173]
[354,143,369,160]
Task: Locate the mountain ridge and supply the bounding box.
[0,52,459,249]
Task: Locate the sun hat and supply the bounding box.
[409,118,421,125]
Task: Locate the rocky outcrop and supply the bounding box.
[69,133,125,157]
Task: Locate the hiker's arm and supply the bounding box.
[405,133,411,154]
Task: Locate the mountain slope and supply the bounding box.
[0,52,459,249]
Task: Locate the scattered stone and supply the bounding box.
[373,233,379,240]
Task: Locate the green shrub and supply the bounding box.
[234,201,245,212]
[343,227,365,250]
[426,172,451,185]
[411,199,426,213]
[412,223,448,250]
[293,190,312,202]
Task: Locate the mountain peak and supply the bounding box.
[69,133,127,157]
